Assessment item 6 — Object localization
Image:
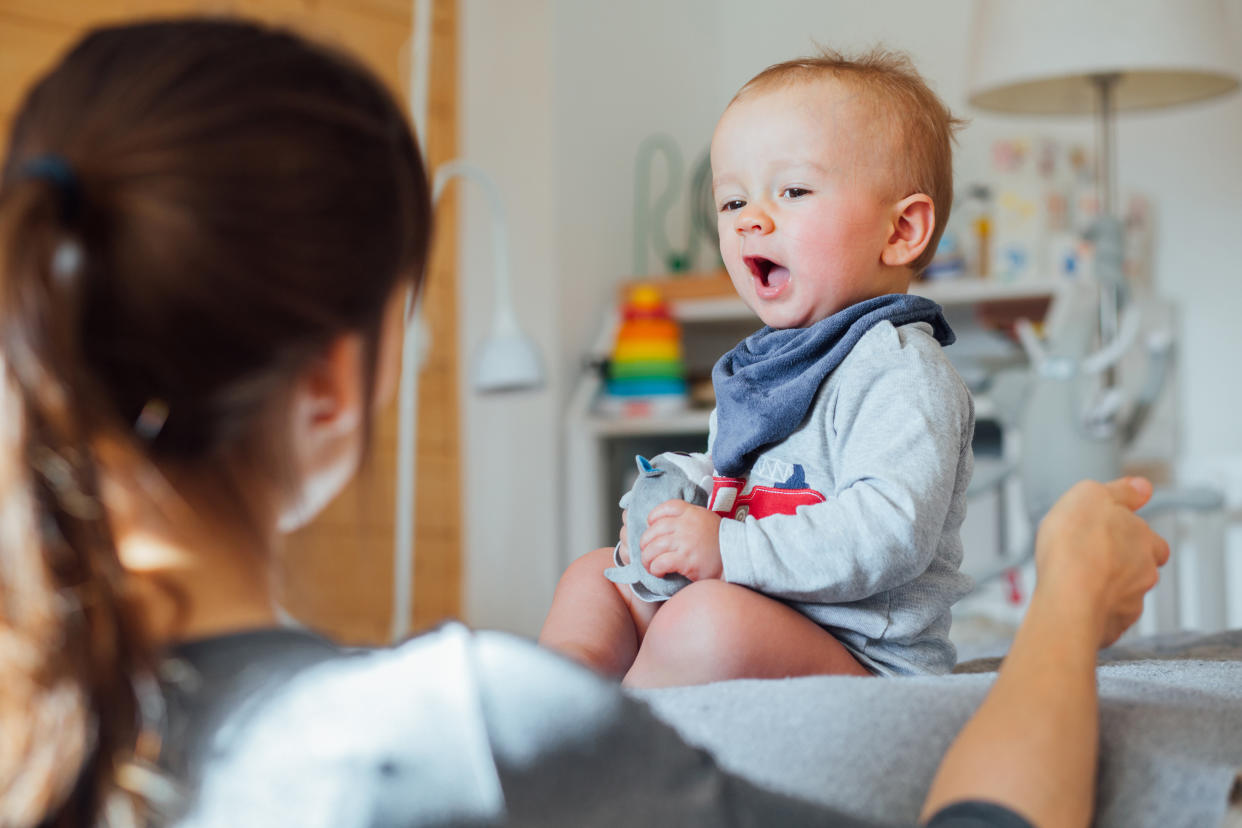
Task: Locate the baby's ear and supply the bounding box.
[881,194,935,268]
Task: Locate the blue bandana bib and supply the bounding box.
[710,294,955,477]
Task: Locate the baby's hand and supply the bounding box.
[617,509,630,563]
[640,500,723,581]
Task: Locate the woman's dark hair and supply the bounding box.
[0,18,430,825]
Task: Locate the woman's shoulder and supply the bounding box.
[161,623,521,826]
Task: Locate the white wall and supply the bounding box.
[458,0,561,634]
[551,0,725,387]
[459,0,1242,635]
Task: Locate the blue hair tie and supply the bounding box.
[20,154,81,222]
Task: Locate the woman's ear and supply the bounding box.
[881,194,935,268]
[278,333,366,532]
[294,333,365,438]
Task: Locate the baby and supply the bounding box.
[541,49,974,686]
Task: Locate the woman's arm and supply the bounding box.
[921,478,1170,828]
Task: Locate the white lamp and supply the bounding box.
[433,160,545,394]
[964,0,1240,538]
[968,1,1239,118]
[967,0,1240,357]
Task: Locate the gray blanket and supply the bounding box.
[636,632,1242,828]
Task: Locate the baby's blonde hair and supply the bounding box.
[735,48,965,274]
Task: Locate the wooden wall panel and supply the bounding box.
[409,0,460,631]
[0,0,462,645]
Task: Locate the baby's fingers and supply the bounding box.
[647,548,682,577]
[645,499,688,523]
[639,516,679,552]
[641,535,672,569]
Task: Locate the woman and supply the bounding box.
[0,18,1167,827]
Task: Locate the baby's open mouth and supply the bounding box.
[745,256,790,291]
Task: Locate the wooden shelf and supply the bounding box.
[621,271,1065,322]
[910,277,1063,306]
[673,296,757,322]
[617,270,734,304]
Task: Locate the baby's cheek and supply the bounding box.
[794,226,880,282]
[720,237,747,272]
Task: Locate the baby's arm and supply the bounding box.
[720,343,973,604]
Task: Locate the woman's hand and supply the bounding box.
[1034,477,1171,648]
[923,476,1169,828]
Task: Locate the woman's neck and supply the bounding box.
[107,460,280,645]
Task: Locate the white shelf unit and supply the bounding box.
[563,277,1067,568]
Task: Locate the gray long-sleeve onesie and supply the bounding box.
[667,320,975,676]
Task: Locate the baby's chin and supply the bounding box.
[731,271,841,328]
[751,296,855,330]
[752,305,818,330]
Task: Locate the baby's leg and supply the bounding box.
[623,580,871,688]
[539,546,660,678]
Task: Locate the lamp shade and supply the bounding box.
[968,0,1241,114]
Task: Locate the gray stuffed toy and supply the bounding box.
[604,453,711,602]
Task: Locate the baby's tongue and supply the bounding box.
[765,266,790,289]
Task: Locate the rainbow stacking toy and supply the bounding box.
[601,283,687,414]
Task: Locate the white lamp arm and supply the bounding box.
[432,160,516,332]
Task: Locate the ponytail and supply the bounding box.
[0,174,148,825]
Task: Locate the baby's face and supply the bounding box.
[711,79,902,329]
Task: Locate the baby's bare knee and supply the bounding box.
[556,547,612,590]
[640,581,747,668]
[541,547,638,676]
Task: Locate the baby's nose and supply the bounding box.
[734,205,773,234]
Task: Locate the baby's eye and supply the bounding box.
[782,187,811,199]
[718,199,746,213]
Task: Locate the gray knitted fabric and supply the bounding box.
[636,635,1242,828]
[604,454,711,602]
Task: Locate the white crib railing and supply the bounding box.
[1137,506,1234,636]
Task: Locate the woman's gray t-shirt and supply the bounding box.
[157,623,861,826]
